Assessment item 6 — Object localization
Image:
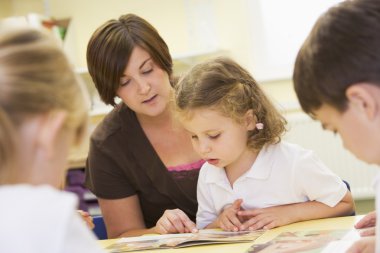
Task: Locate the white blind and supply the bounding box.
[248,0,343,81]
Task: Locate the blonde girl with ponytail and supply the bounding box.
[0,28,105,253]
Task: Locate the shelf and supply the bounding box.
[90,104,114,117]
[75,67,89,74]
[74,48,227,74]
[172,48,226,61]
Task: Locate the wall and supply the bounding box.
[0,0,12,18]
[3,0,339,84]
[212,0,253,74]
[48,0,191,68]
[35,0,258,78]
[1,0,43,17]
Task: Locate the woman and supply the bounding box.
[0,28,104,252]
[85,14,202,238]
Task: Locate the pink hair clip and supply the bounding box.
[256,123,264,130]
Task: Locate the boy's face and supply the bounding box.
[313,85,380,164]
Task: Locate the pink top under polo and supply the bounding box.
[167,159,205,172]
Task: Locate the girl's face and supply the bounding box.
[181,108,255,170]
[116,46,172,117]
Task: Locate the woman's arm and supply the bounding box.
[99,195,196,238]
[239,191,354,230]
[99,195,148,238]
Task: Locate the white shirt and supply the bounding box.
[196,141,347,229]
[0,184,105,253]
[374,173,380,253]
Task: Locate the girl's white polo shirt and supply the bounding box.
[196,141,348,229]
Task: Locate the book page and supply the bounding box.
[246,229,359,253]
[106,230,265,252]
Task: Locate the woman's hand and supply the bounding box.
[77,210,95,230]
[154,209,197,234]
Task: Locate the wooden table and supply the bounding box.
[99,216,362,253]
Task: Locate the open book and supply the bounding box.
[106,230,265,252]
[246,229,360,253]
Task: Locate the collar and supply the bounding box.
[204,144,276,183]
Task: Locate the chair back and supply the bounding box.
[343,180,355,216]
[92,215,108,240]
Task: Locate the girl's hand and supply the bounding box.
[154,209,198,234]
[77,210,95,230]
[216,199,244,231]
[238,205,292,231]
[355,211,376,230]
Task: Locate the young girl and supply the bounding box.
[0,28,104,252]
[174,57,355,232]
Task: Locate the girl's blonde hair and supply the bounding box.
[175,57,286,151]
[0,28,89,183]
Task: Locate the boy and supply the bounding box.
[293,0,380,252]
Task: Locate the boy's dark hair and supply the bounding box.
[293,0,380,115]
[87,14,173,106]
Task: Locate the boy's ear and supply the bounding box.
[244,109,256,131]
[36,111,67,158]
[346,84,380,121]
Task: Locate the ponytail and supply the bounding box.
[0,106,17,184]
[0,28,90,185]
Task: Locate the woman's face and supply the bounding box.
[116,46,172,117]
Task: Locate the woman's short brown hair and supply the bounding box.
[87,14,173,106]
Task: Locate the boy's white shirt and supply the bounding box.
[196,141,348,229]
[0,184,105,253]
[374,173,380,253]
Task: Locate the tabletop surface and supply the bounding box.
[98,215,362,253]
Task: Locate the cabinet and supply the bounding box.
[65,168,101,216]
